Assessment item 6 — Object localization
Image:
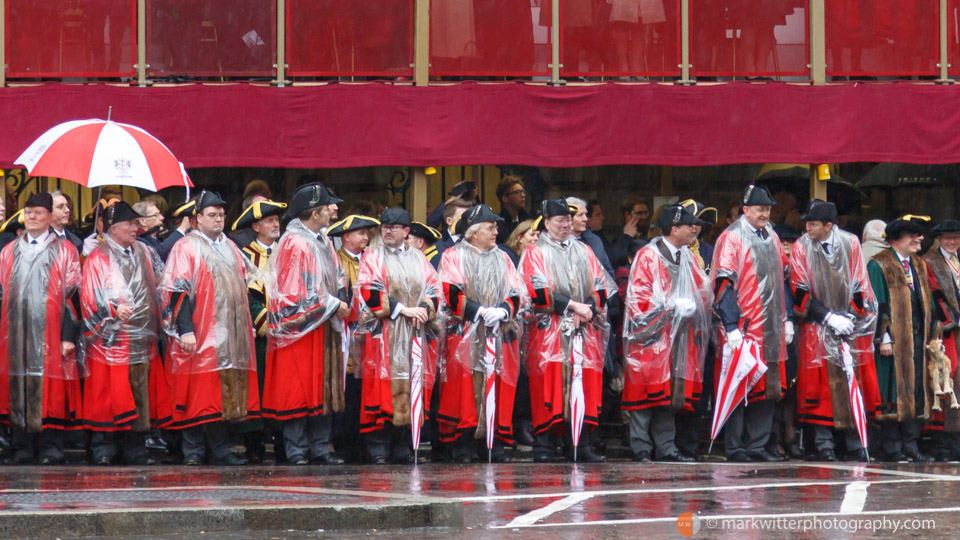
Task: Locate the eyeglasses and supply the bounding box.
[632,210,649,217]
[144,213,162,219]
[506,189,525,197]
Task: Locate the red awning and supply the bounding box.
[1,82,959,169]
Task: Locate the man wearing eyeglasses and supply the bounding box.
[159,191,261,466]
[134,199,183,262]
[496,176,529,244]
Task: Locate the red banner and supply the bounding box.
[2,83,960,169]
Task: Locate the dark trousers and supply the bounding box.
[364,423,413,461]
[812,424,863,452]
[880,419,921,456]
[181,421,232,462]
[626,407,677,458]
[932,431,960,460]
[724,399,775,456]
[90,431,147,463]
[12,428,64,462]
[282,415,333,461]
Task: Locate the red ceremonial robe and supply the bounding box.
[355,244,442,434]
[519,234,610,436]
[80,239,172,431]
[438,242,523,444]
[263,222,346,420]
[160,232,260,429]
[0,233,83,432]
[790,229,881,428]
[622,239,713,413]
[711,216,789,401]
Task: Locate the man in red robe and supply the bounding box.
[623,204,712,463]
[438,204,525,463]
[520,199,613,463]
[80,201,170,465]
[159,191,260,465]
[711,185,793,462]
[355,208,443,464]
[264,184,348,465]
[0,192,83,464]
[790,200,880,462]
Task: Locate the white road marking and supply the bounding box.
[495,505,960,529]
[460,477,937,502]
[504,493,594,527]
[799,463,960,481]
[839,481,869,514]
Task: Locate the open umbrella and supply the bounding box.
[15,118,192,192]
[708,339,768,455]
[841,342,870,461]
[410,331,424,464]
[569,333,586,462]
[483,334,497,463]
[856,163,960,189]
[755,164,865,215]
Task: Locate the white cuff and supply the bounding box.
[390,302,405,320]
[881,332,892,345]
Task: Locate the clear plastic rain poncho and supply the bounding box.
[710,216,789,366]
[519,233,616,377]
[353,242,445,381]
[438,240,529,387]
[623,238,713,385]
[0,234,83,379]
[81,235,164,366]
[790,229,878,367]
[159,230,260,374]
[264,219,346,349]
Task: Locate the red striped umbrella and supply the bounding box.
[709,339,767,453]
[483,335,498,462]
[15,119,192,192]
[569,334,586,462]
[842,343,870,460]
[410,332,424,463]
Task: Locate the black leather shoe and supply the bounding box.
[311,454,345,465]
[727,451,752,462]
[96,456,112,466]
[370,455,388,465]
[659,452,695,463]
[905,451,931,463]
[632,451,652,463]
[817,449,837,462]
[39,456,63,466]
[392,454,416,465]
[886,452,909,463]
[785,442,803,460]
[490,452,511,463]
[573,447,605,463]
[212,453,247,466]
[292,458,309,466]
[184,455,201,466]
[128,456,157,466]
[533,452,561,463]
[747,450,782,462]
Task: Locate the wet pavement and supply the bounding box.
[2,461,959,538]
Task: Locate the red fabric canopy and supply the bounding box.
[1,82,958,169]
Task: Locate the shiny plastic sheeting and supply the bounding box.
[0,235,83,379]
[710,216,788,365]
[560,0,680,77]
[438,242,528,387]
[825,0,938,76]
[5,1,136,77]
[265,219,346,349]
[81,236,164,366]
[623,238,713,385]
[690,0,808,77]
[146,0,276,77]
[519,233,615,377]
[286,0,414,77]
[790,230,877,367]
[432,0,549,76]
[159,231,260,374]
[354,243,445,381]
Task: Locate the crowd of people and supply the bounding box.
[0,173,957,467]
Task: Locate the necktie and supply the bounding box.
[822,243,830,255]
[949,253,960,289]
[756,228,767,240]
[30,239,37,245]
[267,247,272,255]
[902,258,915,291]
[124,248,132,258]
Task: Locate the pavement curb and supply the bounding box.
[0,501,463,538]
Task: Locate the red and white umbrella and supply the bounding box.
[709,339,767,453]
[569,334,586,462]
[410,332,424,464]
[483,335,498,463]
[15,119,192,192]
[841,343,870,460]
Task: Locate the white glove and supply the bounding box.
[784,320,795,345]
[825,312,855,336]
[726,329,743,350]
[674,298,697,318]
[482,307,509,327]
